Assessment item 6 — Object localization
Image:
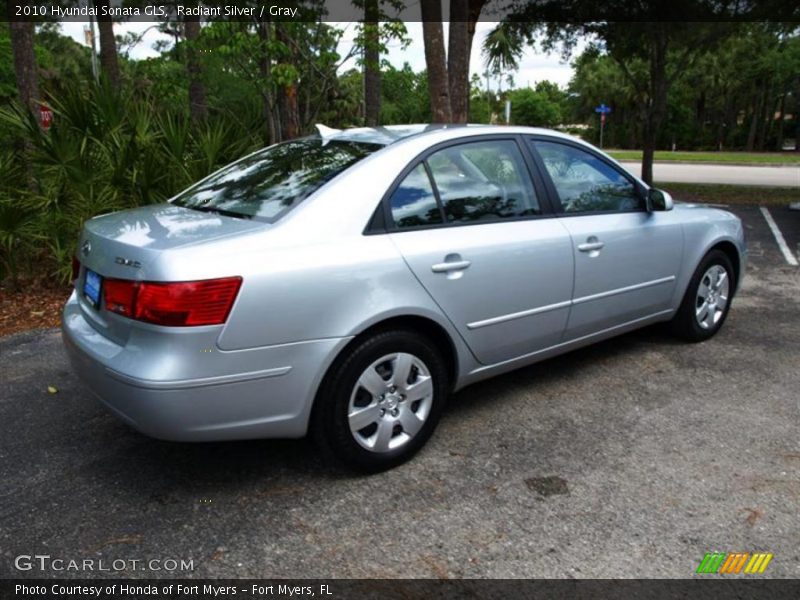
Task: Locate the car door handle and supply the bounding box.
[431,260,471,273]
[578,241,605,252]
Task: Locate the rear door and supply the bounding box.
[387,137,574,366]
[529,138,683,339]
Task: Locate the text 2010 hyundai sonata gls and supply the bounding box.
[63,124,746,471]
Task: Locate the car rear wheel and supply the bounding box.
[311,330,448,472]
[671,249,735,342]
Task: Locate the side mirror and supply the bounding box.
[648,188,674,212]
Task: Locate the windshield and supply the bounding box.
[171,138,383,222]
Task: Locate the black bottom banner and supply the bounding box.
[2,579,800,600]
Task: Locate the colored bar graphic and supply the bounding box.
[737,553,751,573]
[719,554,735,573]
[759,554,773,573]
[696,553,713,573]
[708,552,727,573]
[698,552,773,574]
[721,553,749,573]
[697,552,727,573]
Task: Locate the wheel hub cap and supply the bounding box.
[382,392,401,411]
[695,264,730,330]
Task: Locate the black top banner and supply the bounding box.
[4,0,800,23]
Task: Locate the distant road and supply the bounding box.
[620,161,799,187]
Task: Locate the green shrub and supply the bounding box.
[0,80,263,285]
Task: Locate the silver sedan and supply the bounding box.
[62,125,746,471]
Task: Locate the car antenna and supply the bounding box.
[315,124,341,146]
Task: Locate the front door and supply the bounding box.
[530,139,683,339]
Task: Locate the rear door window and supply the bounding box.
[389,164,444,228]
[426,140,540,223]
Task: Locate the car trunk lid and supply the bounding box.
[74,203,265,345]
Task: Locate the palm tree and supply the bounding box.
[482,22,523,75]
[95,0,121,87]
[8,20,39,113]
[448,0,488,123]
[421,0,488,123]
[8,19,39,191]
[420,0,451,122]
[363,0,381,126]
[184,16,208,121]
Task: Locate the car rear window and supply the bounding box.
[171,138,382,222]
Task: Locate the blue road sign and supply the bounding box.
[595,103,612,114]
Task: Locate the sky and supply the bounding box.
[59,20,580,91]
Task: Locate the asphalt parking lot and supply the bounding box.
[1,204,798,580]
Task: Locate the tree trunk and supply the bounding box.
[9,19,38,192]
[745,87,762,152]
[467,0,484,53]
[775,92,787,151]
[447,0,469,124]
[184,17,207,121]
[278,85,299,140]
[95,0,120,87]
[420,0,451,122]
[257,21,278,144]
[9,20,39,114]
[444,0,485,124]
[695,91,706,147]
[276,24,299,140]
[796,81,800,152]
[639,27,669,186]
[363,0,381,126]
[755,82,771,151]
[641,133,656,186]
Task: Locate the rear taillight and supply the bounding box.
[103,277,242,327]
[71,257,80,283]
[104,279,137,319]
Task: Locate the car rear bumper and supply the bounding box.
[62,292,350,441]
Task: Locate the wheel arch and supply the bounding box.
[707,240,741,291]
[307,312,461,441]
[674,228,744,312]
[340,314,459,390]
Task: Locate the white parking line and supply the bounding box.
[760,206,799,266]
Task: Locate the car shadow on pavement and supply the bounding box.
[82,325,681,497]
[85,428,340,501]
[448,323,680,416]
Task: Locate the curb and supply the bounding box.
[616,160,800,168]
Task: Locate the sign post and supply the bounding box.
[39,103,53,132]
[594,103,612,148]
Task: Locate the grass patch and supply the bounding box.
[656,182,799,206]
[608,150,800,165]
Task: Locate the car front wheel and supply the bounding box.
[671,249,735,342]
[311,330,448,472]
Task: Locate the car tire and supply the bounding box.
[670,249,735,342]
[311,330,449,472]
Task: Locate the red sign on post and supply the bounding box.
[39,104,53,131]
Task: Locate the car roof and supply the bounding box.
[315,123,581,146]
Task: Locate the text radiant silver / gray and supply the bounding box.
[62,125,746,471]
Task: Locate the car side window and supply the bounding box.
[533,141,644,213]
[389,164,444,229]
[426,140,540,223]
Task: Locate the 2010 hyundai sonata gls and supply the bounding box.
[63,125,746,471]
